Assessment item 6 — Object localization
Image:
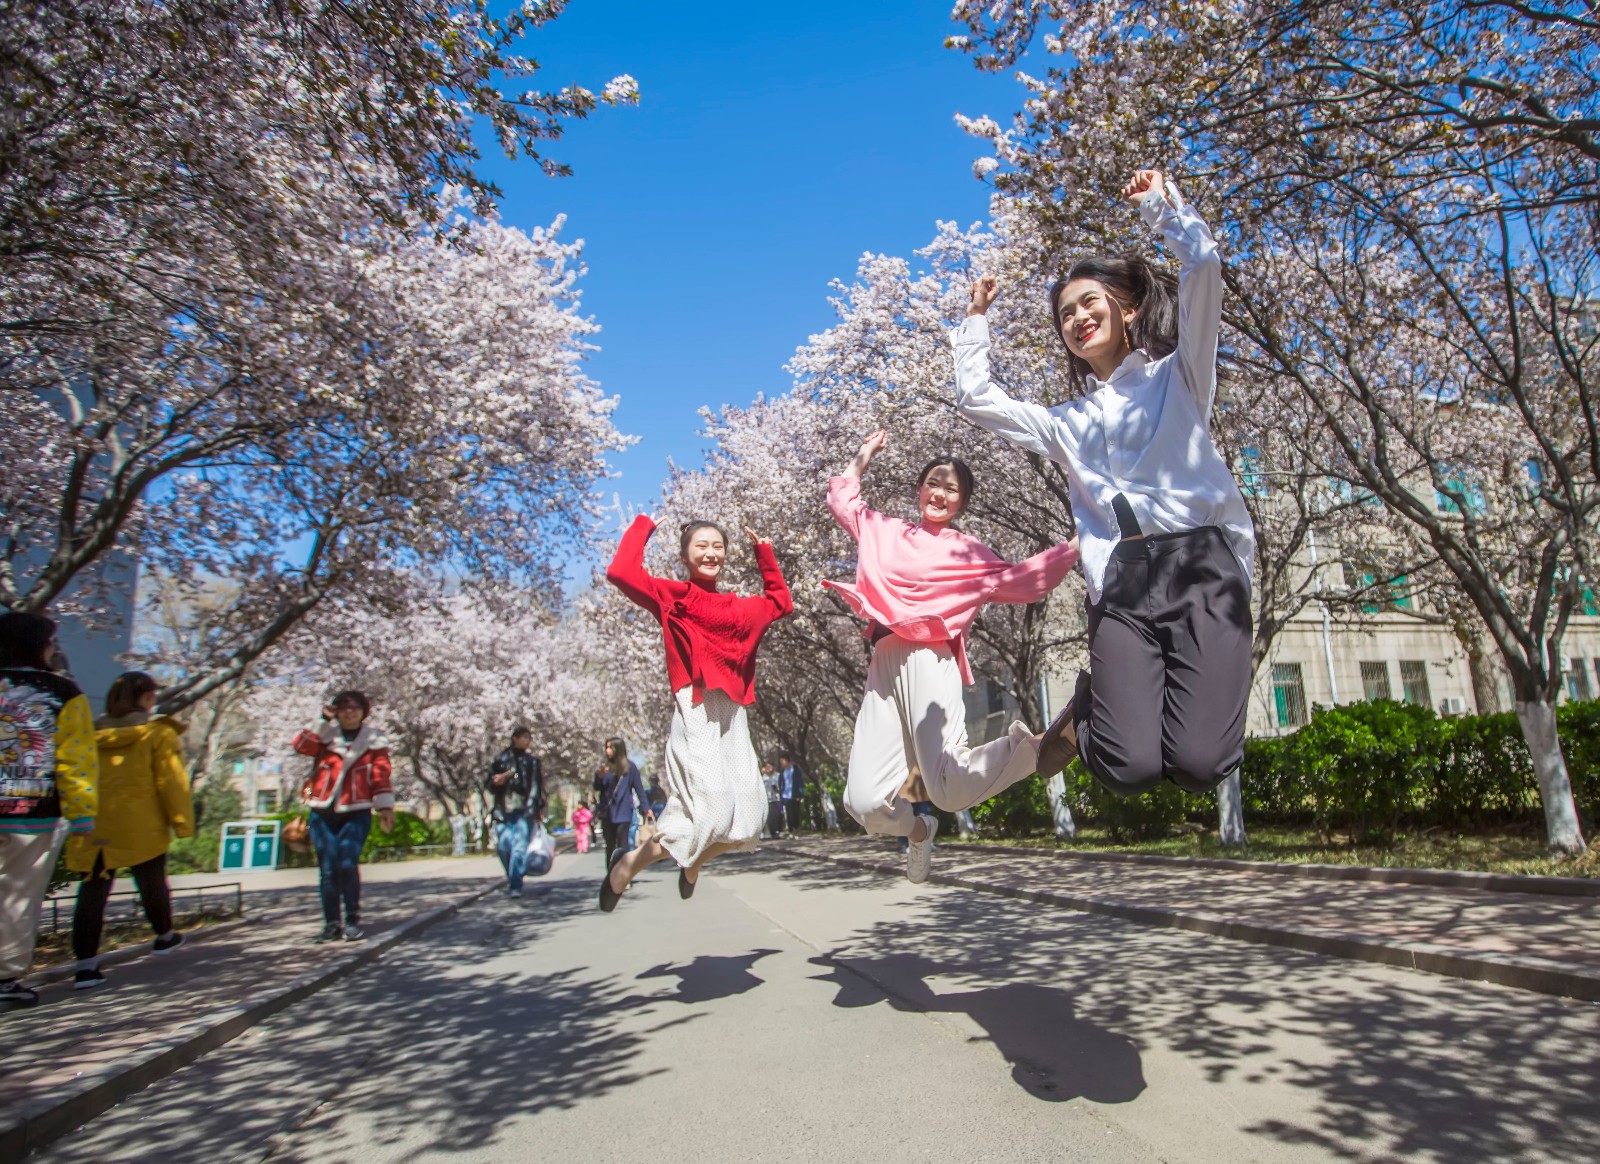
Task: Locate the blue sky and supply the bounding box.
[477,1,1021,543]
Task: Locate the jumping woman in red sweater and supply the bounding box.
[600,516,793,910]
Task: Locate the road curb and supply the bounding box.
[793,849,1600,1004]
[929,840,1600,897]
[0,880,500,1163]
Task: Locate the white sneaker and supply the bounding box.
[905,815,939,884]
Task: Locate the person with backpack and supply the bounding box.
[0,611,98,1010]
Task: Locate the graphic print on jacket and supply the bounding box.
[0,667,98,831]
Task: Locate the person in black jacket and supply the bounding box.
[487,727,543,897]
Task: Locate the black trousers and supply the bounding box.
[782,799,804,833]
[1073,526,1252,796]
[601,819,629,867]
[73,852,174,962]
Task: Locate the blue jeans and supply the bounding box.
[496,812,531,891]
[898,802,935,853]
[309,809,372,926]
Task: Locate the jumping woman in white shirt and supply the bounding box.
[952,168,1255,796]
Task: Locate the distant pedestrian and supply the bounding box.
[776,752,808,835]
[487,727,543,898]
[593,738,650,869]
[646,775,669,820]
[0,612,98,1011]
[67,672,195,990]
[292,691,395,943]
[571,801,593,853]
[761,760,782,838]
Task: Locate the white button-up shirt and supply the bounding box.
[950,184,1255,604]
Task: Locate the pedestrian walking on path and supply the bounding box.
[600,516,793,909]
[67,672,194,990]
[292,691,395,943]
[775,752,808,835]
[824,434,1078,883]
[593,738,650,869]
[954,167,1254,797]
[0,612,98,1011]
[487,727,543,897]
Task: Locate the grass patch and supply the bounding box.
[31,906,242,971]
[962,824,1600,879]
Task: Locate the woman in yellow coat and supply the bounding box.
[67,672,194,989]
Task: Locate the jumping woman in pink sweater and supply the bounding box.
[826,432,1079,883]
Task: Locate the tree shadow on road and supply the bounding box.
[806,865,1600,1162]
[638,949,781,1005]
[35,876,675,1164]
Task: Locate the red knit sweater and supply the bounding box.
[606,516,794,705]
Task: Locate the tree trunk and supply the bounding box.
[1463,629,1506,715]
[1514,699,1587,854]
[956,809,977,837]
[1047,772,1076,839]
[820,786,840,831]
[1216,770,1247,847]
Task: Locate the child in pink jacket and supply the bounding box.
[571,803,593,854]
[825,430,1078,883]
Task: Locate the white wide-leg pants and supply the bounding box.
[843,637,1039,837]
[0,820,70,978]
[657,687,768,868]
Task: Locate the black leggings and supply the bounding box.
[1074,526,1252,796]
[601,819,629,867]
[73,852,174,961]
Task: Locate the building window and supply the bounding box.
[1360,661,1393,702]
[1399,660,1432,707]
[1272,663,1308,728]
[1389,574,1413,611]
[254,790,279,817]
[1566,660,1592,703]
[1435,469,1487,516]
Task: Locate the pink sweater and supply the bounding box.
[822,475,1080,684]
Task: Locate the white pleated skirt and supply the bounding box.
[656,687,767,868]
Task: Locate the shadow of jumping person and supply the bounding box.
[637,948,781,1004]
[808,951,1145,1104]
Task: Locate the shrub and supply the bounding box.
[970,774,1055,836]
[167,778,245,874]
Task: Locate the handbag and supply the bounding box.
[282,815,311,852]
[525,821,556,877]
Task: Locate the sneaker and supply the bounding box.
[0,978,39,1009]
[342,923,365,942]
[906,815,940,884]
[313,924,342,944]
[151,931,185,955]
[74,968,108,991]
[509,887,523,898]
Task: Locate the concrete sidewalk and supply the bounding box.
[780,837,1600,1001]
[2,856,504,1161]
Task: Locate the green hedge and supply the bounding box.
[967,698,1600,844]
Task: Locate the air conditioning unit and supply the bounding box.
[1439,696,1468,717]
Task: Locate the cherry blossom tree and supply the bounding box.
[949,0,1598,851]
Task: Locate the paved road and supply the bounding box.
[35,847,1600,1163]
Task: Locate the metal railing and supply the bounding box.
[41,882,244,936]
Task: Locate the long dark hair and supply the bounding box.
[915,457,975,517]
[1049,256,1179,387]
[105,671,159,718]
[605,736,628,774]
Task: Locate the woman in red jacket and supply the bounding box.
[292,690,394,943]
[600,517,792,910]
